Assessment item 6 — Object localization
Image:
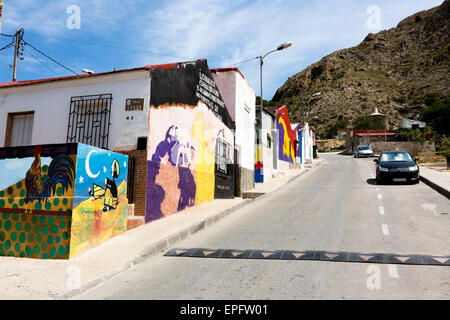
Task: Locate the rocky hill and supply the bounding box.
[271,0,450,137]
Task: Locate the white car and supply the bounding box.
[354,145,374,158]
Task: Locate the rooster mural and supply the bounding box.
[24,146,76,204]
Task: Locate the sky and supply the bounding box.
[0,157,51,191]
[0,0,444,100]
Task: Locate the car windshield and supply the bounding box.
[380,152,413,162]
[358,146,370,150]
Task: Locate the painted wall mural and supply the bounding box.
[0,143,128,259]
[255,145,264,183]
[297,125,303,164]
[146,60,234,223]
[277,106,296,164]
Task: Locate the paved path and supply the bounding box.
[74,154,450,299]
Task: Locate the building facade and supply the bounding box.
[211,68,256,196]
[0,59,235,225]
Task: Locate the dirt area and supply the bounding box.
[419,162,449,172]
[317,139,346,152]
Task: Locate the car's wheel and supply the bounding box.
[376,175,383,185]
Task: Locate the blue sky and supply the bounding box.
[0,0,444,100]
[0,157,51,191]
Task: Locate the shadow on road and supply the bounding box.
[367,178,420,186]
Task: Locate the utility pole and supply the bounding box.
[0,0,4,35]
[12,30,19,81]
[12,29,24,82]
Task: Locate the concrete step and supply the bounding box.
[242,192,266,199]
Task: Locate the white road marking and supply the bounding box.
[377,194,383,200]
[382,224,390,236]
[379,206,385,215]
[388,265,399,278]
[376,188,380,191]
[421,203,438,216]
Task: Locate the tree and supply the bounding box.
[421,94,450,135]
[352,115,385,130]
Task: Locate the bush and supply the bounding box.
[421,94,450,135]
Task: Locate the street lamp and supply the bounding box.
[259,42,292,112]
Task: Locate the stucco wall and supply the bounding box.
[0,71,151,151]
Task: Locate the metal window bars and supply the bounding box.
[66,94,112,149]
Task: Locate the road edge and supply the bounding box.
[420,175,450,199]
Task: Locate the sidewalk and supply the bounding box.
[0,160,320,300]
[420,166,450,199]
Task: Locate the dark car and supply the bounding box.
[374,151,419,184]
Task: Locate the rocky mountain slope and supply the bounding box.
[271,0,450,137]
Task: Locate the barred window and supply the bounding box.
[67,94,112,149]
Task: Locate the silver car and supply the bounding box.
[354,145,374,158]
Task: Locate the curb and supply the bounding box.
[420,175,450,199]
[59,167,314,299]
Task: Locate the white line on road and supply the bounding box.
[376,188,380,191]
[382,224,390,236]
[378,194,383,200]
[379,206,385,215]
[388,265,399,278]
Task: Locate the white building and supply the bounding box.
[299,122,314,165]
[211,67,256,195]
[0,67,151,150]
[0,60,236,219]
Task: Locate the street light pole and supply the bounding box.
[258,42,292,112]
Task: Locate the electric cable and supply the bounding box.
[22,39,78,75]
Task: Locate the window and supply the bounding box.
[5,112,34,147]
[67,94,112,149]
[216,138,231,174]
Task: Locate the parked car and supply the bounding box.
[374,151,419,184]
[354,145,374,158]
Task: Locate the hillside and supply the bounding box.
[271,0,450,137]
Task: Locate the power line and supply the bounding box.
[222,56,259,68]
[23,47,60,77]
[22,40,79,75]
[24,30,195,61]
[0,32,15,51]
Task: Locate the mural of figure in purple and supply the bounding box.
[146,125,197,223]
[152,125,195,167]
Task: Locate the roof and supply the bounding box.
[0,61,195,89]
[210,67,245,80]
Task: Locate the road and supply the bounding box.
[73,153,450,299]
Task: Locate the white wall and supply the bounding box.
[261,111,274,179]
[212,71,255,171]
[0,71,151,151]
[301,123,313,164]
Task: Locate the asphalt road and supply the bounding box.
[74,153,450,300]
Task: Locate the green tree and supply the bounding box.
[352,115,385,130]
[421,94,450,135]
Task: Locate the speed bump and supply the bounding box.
[165,248,450,266]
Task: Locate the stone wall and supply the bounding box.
[370,141,435,156]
